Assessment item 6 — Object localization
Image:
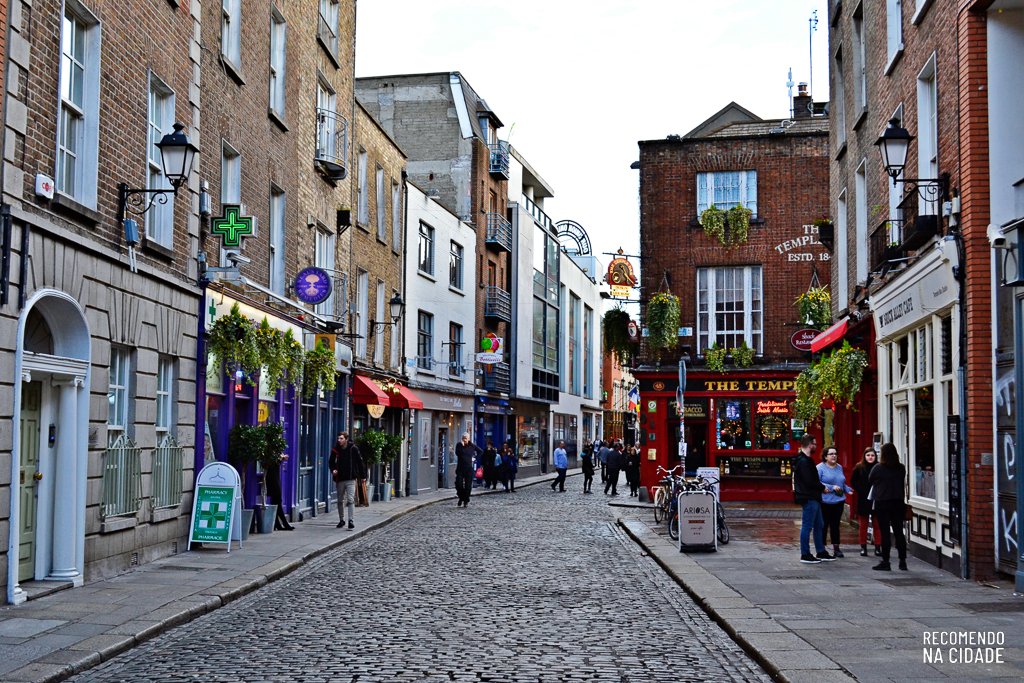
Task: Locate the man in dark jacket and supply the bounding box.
[792,433,833,563]
[329,432,365,530]
[604,442,623,495]
[454,433,481,507]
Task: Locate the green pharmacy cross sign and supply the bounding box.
[211,204,254,248]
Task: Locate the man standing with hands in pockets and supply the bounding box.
[329,432,365,530]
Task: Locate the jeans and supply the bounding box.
[551,468,567,491]
[336,479,356,523]
[800,499,826,556]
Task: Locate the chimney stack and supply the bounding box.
[793,82,812,119]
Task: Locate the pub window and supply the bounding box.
[754,400,791,449]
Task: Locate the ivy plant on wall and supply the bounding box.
[793,341,868,423]
[699,204,752,247]
[645,292,680,353]
[603,308,632,363]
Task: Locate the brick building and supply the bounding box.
[634,94,830,502]
[0,0,201,602]
[355,72,513,449]
[826,0,998,579]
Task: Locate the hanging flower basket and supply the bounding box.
[254,318,288,392]
[603,309,632,363]
[705,344,727,373]
[793,341,868,423]
[303,339,336,396]
[730,342,755,368]
[645,292,680,352]
[207,303,261,382]
[795,286,832,330]
[699,205,752,247]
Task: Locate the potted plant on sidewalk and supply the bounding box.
[228,423,263,538]
[255,422,288,533]
[357,430,389,501]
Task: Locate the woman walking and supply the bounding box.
[625,446,642,497]
[869,443,909,571]
[850,447,883,557]
[502,442,518,492]
[581,443,595,494]
[817,446,853,557]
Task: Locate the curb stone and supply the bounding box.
[617,517,856,683]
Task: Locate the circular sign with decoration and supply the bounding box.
[790,328,819,352]
[627,320,639,341]
[294,267,333,305]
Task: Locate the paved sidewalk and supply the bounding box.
[620,509,1024,683]
[0,471,567,683]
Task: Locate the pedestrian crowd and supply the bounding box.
[793,433,909,570]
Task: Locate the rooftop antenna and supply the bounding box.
[786,67,794,118]
[808,10,818,100]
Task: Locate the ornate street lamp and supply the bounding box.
[116,122,199,224]
[370,294,406,332]
[874,118,949,202]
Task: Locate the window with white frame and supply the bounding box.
[314,228,335,317]
[417,311,433,370]
[852,7,867,113]
[855,159,868,283]
[108,346,131,443]
[269,188,286,294]
[357,149,369,225]
[155,355,175,437]
[696,171,757,217]
[917,56,938,216]
[836,190,849,307]
[886,0,904,67]
[376,165,386,240]
[146,75,175,247]
[57,4,100,204]
[418,222,435,275]
[449,322,463,377]
[318,0,339,56]
[391,180,402,252]
[374,280,385,364]
[268,8,287,117]
[221,0,241,68]
[449,240,464,290]
[355,270,369,358]
[834,48,847,146]
[696,266,763,354]
[316,80,337,162]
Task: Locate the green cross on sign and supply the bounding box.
[199,502,228,529]
[211,205,254,248]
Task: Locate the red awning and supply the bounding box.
[352,375,391,406]
[389,384,424,410]
[810,318,849,353]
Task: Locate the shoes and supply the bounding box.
[816,551,836,561]
[860,545,868,557]
[336,521,345,528]
[800,554,822,564]
[276,525,295,531]
[833,548,845,558]
[898,559,908,571]
[872,561,892,571]
[348,520,354,530]
[457,501,463,507]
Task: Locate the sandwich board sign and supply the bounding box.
[188,461,243,552]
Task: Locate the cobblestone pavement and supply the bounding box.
[73,484,771,682]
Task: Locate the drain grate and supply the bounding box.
[726,509,802,519]
[150,565,207,572]
[879,578,940,587]
[957,601,1024,613]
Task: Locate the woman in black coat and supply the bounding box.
[868,443,908,571]
[850,446,881,556]
[625,447,642,497]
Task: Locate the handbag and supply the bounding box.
[904,504,913,522]
[475,466,484,480]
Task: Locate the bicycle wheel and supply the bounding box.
[717,509,730,544]
[668,512,679,541]
[653,489,666,523]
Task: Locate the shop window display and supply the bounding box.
[914,386,935,499]
[717,399,751,450]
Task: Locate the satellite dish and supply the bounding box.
[556,219,592,255]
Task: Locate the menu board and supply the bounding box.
[718,455,793,478]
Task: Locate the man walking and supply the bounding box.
[598,440,609,483]
[604,441,623,495]
[792,433,835,563]
[329,432,365,530]
[551,440,569,492]
[454,433,480,507]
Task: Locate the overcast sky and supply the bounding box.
[355,1,830,291]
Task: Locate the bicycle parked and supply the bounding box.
[652,465,683,524]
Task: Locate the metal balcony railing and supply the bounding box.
[315,107,349,180]
[870,219,904,274]
[485,212,513,252]
[483,362,511,393]
[151,434,184,510]
[523,195,555,232]
[489,141,509,178]
[898,191,940,252]
[102,434,142,519]
[484,286,512,322]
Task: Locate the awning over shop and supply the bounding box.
[389,384,424,410]
[352,375,391,406]
[810,318,849,353]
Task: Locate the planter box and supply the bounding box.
[255,505,277,534]
[239,508,254,541]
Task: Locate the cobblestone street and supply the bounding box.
[72,483,770,682]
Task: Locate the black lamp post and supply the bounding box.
[116,122,198,224]
[370,294,406,332]
[874,118,949,202]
